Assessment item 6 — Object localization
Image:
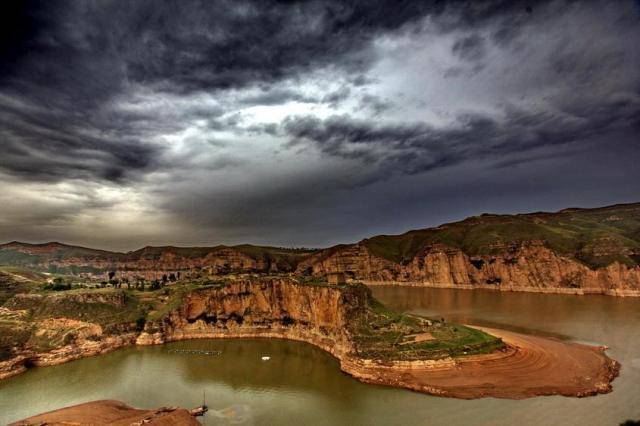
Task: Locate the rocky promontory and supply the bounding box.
[297,241,640,296]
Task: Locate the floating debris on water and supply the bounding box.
[168,349,222,356]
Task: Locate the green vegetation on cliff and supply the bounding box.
[352,290,503,361]
[0,284,145,360]
[0,268,45,305]
[0,241,317,274]
[362,203,640,268]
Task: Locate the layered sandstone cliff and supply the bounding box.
[137,279,364,360]
[297,242,640,296]
[0,242,309,280]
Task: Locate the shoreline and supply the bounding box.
[0,324,620,400]
[10,400,200,426]
[362,280,640,297]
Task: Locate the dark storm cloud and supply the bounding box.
[284,95,640,179]
[437,0,541,43]
[0,0,562,185]
[153,129,640,249]
[322,86,352,107]
[0,95,167,182]
[0,0,461,184]
[237,88,318,106]
[37,0,460,96]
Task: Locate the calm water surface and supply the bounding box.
[1,287,639,425]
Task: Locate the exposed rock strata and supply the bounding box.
[297,242,640,296]
[0,332,138,380]
[136,279,363,362]
[0,242,292,280]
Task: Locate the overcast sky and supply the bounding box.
[0,0,638,251]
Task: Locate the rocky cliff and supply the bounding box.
[0,242,313,279]
[137,279,365,360]
[297,241,640,296]
[0,288,143,379]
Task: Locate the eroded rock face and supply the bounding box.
[138,279,366,358]
[297,242,640,295]
[0,290,139,380]
[115,248,269,280]
[0,243,287,280]
[0,331,138,380]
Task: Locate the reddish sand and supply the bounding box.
[10,400,200,426]
[360,326,620,399]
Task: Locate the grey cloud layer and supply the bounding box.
[0,0,638,249]
[283,97,640,179]
[0,0,456,184]
[0,0,597,184]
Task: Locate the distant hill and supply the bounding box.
[0,241,317,275]
[1,202,639,295]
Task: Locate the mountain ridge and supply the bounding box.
[1,202,639,296]
[3,201,639,263]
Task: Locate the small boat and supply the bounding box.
[190,405,208,417]
[261,356,270,361]
[190,390,209,417]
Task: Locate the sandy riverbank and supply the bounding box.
[10,400,200,425]
[347,326,620,399]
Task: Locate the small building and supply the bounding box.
[326,272,346,285]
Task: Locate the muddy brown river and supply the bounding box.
[1,286,638,425]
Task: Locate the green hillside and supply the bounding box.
[1,202,638,271]
[0,241,317,272]
[0,268,46,305]
[362,203,640,268]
